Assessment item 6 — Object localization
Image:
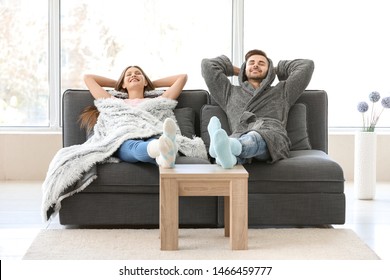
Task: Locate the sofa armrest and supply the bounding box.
[62,90,95,147]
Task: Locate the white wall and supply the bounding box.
[0,133,389,181]
[328,133,390,182]
[0,133,62,180]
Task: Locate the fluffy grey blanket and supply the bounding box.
[41,97,207,221]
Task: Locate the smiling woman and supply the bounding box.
[79,63,189,168]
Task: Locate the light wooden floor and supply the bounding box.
[1,181,389,260]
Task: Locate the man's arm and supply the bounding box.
[233,66,240,76]
[276,59,314,105]
[201,55,234,109]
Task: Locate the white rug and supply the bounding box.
[23,228,380,260]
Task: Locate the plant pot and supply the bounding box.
[354,131,376,200]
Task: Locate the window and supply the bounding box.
[0,0,49,127]
[244,0,390,129]
[2,0,388,130]
[61,0,232,92]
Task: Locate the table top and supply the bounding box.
[159,164,248,178]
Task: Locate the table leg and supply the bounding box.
[160,178,179,250]
[230,178,248,250]
[224,196,230,237]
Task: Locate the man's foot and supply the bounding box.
[213,129,237,169]
[207,116,221,158]
[229,137,242,156]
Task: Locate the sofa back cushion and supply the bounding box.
[286,103,311,150]
[63,89,209,147]
[200,103,311,151]
[295,90,328,153]
[174,107,196,138]
[175,90,209,137]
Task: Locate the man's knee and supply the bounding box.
[238,131,269,159]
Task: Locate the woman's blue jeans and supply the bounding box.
[115,137,157,164]
[237,131,270,163]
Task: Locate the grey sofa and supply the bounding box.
[60,89,345,227]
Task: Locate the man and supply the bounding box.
[201,50,314,168]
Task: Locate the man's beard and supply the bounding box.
[248,76,264,82]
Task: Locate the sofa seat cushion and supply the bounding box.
[244,150,344,194]
[81,156,210,194]
[82,162,159,194]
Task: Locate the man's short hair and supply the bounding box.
[245,49,268,62]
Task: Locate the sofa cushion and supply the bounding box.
[244,150,345,194]
[174,107,196,138]
[80,155,210,193]
[201,104,311,151]
[91,162,159,192]
[286,103,311,150]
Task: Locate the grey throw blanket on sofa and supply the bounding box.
[41,97,208,221]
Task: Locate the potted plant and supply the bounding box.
[354,92,390,199]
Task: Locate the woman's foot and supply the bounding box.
[162,118,178,154]
[147,139,159,158]
[156,135,176,168]
[155,118,178,168]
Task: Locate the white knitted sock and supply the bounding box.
[163,118,178,153]
[156,135,176,168]
[147,139,160,158]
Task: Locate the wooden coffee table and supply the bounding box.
[159,164,248,250]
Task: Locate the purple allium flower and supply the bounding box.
[357,101,369,113]
[357,92,390,131]
[382,96,390,109]
[369,91,381,102]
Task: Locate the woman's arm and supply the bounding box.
[84,74,116,99]
[156,74,188,100]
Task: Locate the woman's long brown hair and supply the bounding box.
[79,66,153,133]
[78,105,100,134]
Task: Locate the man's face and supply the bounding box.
[245,54,269,81]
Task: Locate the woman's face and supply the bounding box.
[122,67,148,90]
